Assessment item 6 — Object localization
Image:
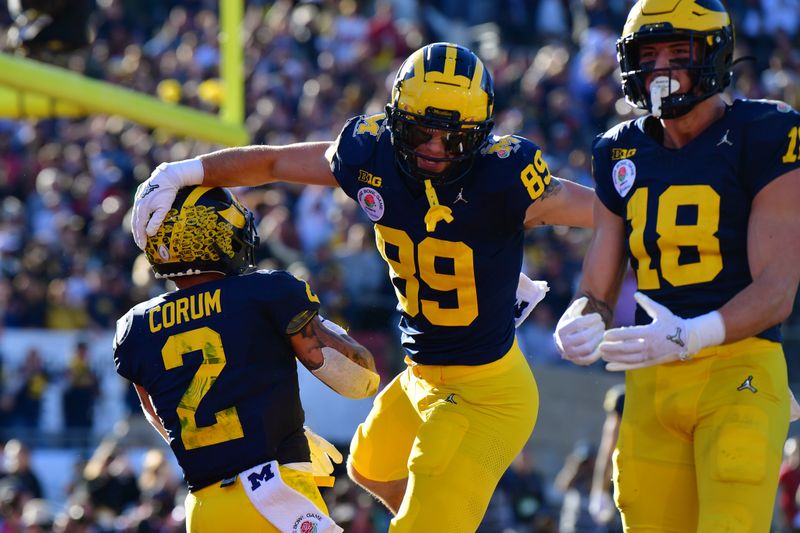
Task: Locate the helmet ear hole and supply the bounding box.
[145,186,258,279]
[386,42,495,185]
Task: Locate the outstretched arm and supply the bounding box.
[132,142,337,249]
[200,142,338,188]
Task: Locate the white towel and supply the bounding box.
[238,460,342,533]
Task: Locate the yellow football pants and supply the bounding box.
[614,337,789,532]
[184,465,330,532]
[350,339,539,532]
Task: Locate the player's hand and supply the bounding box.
[600,292,724,371]
[588,490,616,525]
[131,158,204,250]
[304,426,343,477]
[790,387,800,422]
[514,273,549,328]
[554,297,604,365]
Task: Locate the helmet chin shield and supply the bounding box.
[385,42,494,186]
[617,0,734,119]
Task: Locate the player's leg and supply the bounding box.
[613,365,699,532]
[348,368,422,513]
[390,342,539,532]
[184,466,330,532]
[694,339,789,533]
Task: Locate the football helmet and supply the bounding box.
[617,0,734,119]
[385,42,494,185]
[144,186,258,279]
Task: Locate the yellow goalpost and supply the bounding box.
[0,0,248,147]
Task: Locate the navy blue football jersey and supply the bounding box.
[594,99,800,341]
[113,270,320,490]
[330,113,556,365]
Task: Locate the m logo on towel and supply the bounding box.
[247,463,275,491]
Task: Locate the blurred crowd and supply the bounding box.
[0,0,799,531]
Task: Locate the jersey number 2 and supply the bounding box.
[161,327,244,450]
[375,225,478,326]
[627,185,722,289]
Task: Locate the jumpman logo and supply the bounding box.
[737,375,758,393]
[444,393,458,405]
[666,327,685,347]
[717,129,733,147]
[454,188,468,204]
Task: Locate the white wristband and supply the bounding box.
[173,158,205,186]
[686,311,726,356]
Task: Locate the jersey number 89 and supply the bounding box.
[375,225,478,326]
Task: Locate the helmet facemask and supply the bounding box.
[386,43,495,186]
[618,23,734,119]
[386,104,493,186]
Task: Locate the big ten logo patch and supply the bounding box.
[611,148,637,160]
[358,170,382,187]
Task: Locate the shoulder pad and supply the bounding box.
[114,309,134,350]
[480,134,526,159]
[733,98,799,121]
[334,113,388,167]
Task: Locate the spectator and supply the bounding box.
[5,349,48,435]
[780,437,800,532]
[61,340,99,447]
[0,440,43,501]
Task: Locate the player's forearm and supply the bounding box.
[199,142,336,187]
[576,204,628,327]
[143,410,170,444]
[523,178,595,228]
[553,179,595,228]
[717,274,798,344]
[199,146,281,187]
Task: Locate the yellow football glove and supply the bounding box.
[304,426,343,487]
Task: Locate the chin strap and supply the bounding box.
[423,179,453,232]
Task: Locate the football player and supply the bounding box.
[130,43,593,531]
[114,185,379,532]
[554,0,800,530]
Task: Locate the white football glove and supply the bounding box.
[790,387,800,422]
[131,158,204,250]
[304,426,343,477]
[600,292,725,372]
[554,297,605,365]
[514,273,549,328]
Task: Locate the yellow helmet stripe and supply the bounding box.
[183,185,211,207]
[218,204,246,229]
